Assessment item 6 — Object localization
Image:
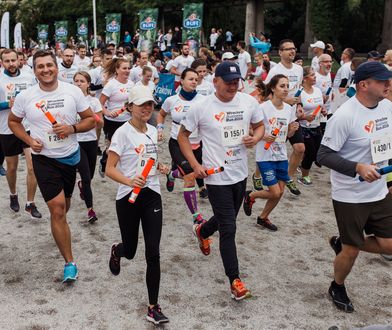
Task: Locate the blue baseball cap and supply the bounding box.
[163,51,172,59]
[354,61,392,83]
[215,61,243,82]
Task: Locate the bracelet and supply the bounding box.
[72,125,77,133]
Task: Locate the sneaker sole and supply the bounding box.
[328,291,354,313]
[192,225,210,256]
[231,292,252,301]
[146,315,169,325]
[62,272,78,283]
[297,180,312,186]
[25,210,43,220]
[88,216,98,224]
[256,223,278,231]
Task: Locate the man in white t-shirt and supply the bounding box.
[178,61,265,301]
[315,54,333,114]
[310,40,325,72]
[73,44,91,71]
[9,50,95,284]
[130,51,159,85]
[317,61,392,313]
[209,28,218,50]
[170,44,195,88]
[265,39,304,196]
[236,41,251,80]
[57,48,79,84]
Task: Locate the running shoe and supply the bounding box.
[10,195,20,212]
[286,180,301,196]
[25,203,42,219]
[329,236,342,256]
[63,262,78,283]
[109,243,121,276]
[296,167,302,174]
[146,304,169,325]
[193,213,206,225]
[231,279,251,301]
[77,180,84,200]
[256,217,278,231]
[193,223,211,256]
[297,176,312,186]
[0,165,6,176]
[199,187,208,199]
[380,254,392,261]
[252,173,263,191]
[88,209,98,223]
[243,190,255,216]
[166,173,175,192]
[328,281,354,313]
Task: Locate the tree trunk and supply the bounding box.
[378,0,392,53]
[244,0,256,45]
[255,0,265,35]
[300,0,314,58]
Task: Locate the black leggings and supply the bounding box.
[301,127,322,170]
[0,142,4,166]
[77,141,98,208]
[115,188,162,305]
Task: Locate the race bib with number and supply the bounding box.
[371,133,392,165]
[221,124,246,147]
[137,153,157,176]
[45,132,72,149]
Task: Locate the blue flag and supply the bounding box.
[154,73,175,105]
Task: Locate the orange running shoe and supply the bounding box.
[231,279,251,301]
[193,223,211,256]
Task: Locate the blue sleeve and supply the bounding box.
[0,101,9,110]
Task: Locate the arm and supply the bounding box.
[170,65,181,77]
[156,109,167,141]
[243,121,264,148]
[90,83,103,91]
[52,108,95,137]
[99,93,111,117]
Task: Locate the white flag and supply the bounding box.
[14,23,22,49]
[1,12,10,48]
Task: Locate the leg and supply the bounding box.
[24,148,38,202]
[333,244,359,284]
[259,182,285,219]
[77,144,93,209]
[288,142,305,178]
[5,155,18,195]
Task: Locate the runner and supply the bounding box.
[9,49,95,282]
[297,66,325,185]
[265,39,304,196]
[74,71,103,223]
[236,41,252,80]
[135,66,156,92]
[317,62,392,312]
[178,62,265,300]
[170,44,195,89]
[74,44,91,71]
[190,59,215,96]
[106,85,169,325]
[99,58,134,177]
[243,74,299,231]
[0,49,42,218]
[57,48,79,84]
[130,51,159,85]
[157,68,208,222]
[310,40,325,72]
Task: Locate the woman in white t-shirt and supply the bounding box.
[135,66,156,92]
[297,66,325,185]
[73,72,103,223]
[106,86,169,325]
[99,58,134,176]
[191,59,215,96]
[244,74,299,231]
[157,68,207,224]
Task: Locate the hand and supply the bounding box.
[264,134,276,143]
[296,105,304,119]
[30,138,43,153]
[288,122,299,133]
[286,96,300,105]
[131,174,146,188]
[158,130,164,141]
[305,114,316,122]
[157,163,170,175]
[242,135,258,148]
[356,163,381,183]
[52,123,73,137]
[9,98,15,108]
[191,163,208,179]
[321,107,328,116]
[109,110,119,118]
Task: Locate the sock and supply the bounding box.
[26,201,33,206]
[11,193,17,196]
[170,169,181,179]
[332,280,344,287]
[183,186,198,214]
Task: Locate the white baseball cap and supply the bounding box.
[310,41,325,50]
[128,85,157,105]
[222,52,238,60]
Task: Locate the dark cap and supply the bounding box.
[367,50,384,59]
[215,61,243,82]
[354,61,392,84]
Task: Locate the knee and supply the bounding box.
[146,252,160,265]
[340,245,360,259]
[123,247,137,260]
[50,202,67,221]
[219,221,236,238]
[293,143,305,155]
[380,242,392,255]
[270,189,283,199]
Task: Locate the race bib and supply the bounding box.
[137,153,157,176]
[45,132,72,149]
[275,126,288,143]
[221,124,246,147]
[370,133,392,165]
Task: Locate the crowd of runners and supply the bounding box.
[1,35,392,325]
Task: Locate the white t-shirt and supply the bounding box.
[135,80,155,92]
[321,97,392,203]
[210,33,218,47]
[101,78,134,122]
[254,65,263,77]
[172,55,195,82]
[77,95,102,142]
[12,81,89,158]
[311,56,319,72]
[299,87,324,128]
[315,70,332,114]
[182,93,264,185]
[130,64,159,84]
[255,100,296,162]
[161,93,204,143]
[88,66,104,99]
[0,71,37,134]
[74,55,91,71]
[265,62,303,97]
[58,64,79,84]
[109,122,160,200]
[196,79,215,96]
[238,51,251,79]
[165,59,174,72]
[332,61,353,89]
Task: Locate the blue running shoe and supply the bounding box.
[63,262,78,283]
[0,165,6,176]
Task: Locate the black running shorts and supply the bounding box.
[288,123,304,145]
[0,133,30,157]
[168,137,202,176]
[32,154,77,202]
[103,118,126,141]
[332,194,392,248]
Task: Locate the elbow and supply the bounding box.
[316,148,325,166]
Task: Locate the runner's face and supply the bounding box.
[2,52,19,73]
[143,71,153,82]
[279,42,296,62]
[182,46,190,56]
[272,78,289,100]
[102,54,113,66]
[304,70,316,86]
[73,74,89,93]
[131,101,154,122]
[214,77,238,102]
[79,48,87,58]
[34,55,58,86]
[363,79,391,101]
[256,57,263,66]
[92,56,102,67]
[181,72,198,91]
[116,62,130,79]
[18,55,25,68]
[62,49,74,66]
[319,56,332,72]
[195,65,207,79]
[140,53,148,66]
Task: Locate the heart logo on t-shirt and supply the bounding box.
[214,112,225,122]
[6,83,14,91]
[269,117,276,125]
[135,144,145,154]
[174,105,183,112]
[119,88,127,93]
[226,149,233,156]
[364,120,375,133]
